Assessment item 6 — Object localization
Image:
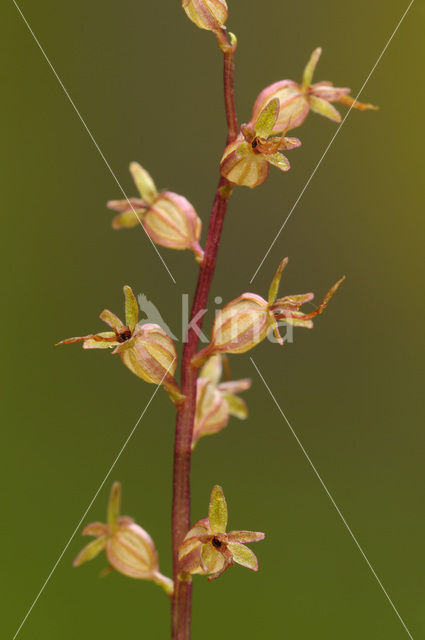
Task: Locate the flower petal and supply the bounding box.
[266,152,291,172]
[82,522,108,537]
[292,276,345,322]
[73,536,107,567]
[272,292,315,312]
[199,354,223,386]
[178,537,204,574]
[254,98,279,138]
[223,393,248,420]
[279,136,302,151]
[129,162,158,204]
[218,378,251,395]
[308,95,342,122]
[302,47,322,89]
[186,518,211,539]
[111,210,143,229]
[227,542,259,571]
[200,543,225,575]
[123,285,139,332]
[227,530,265,543]
[82,333,120,349]
[268,257,288,304]
[99,309,124,331]
[107,197,146,212]
[337,94,379,111]
[107,482,121,530]
[208,485,228,534]
[311,83,350,102]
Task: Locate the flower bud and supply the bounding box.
[192,259,345,366]
[193,378,229,445]
[182,0,228,33]
[192,355,251,448]
[220,99,301,189]
[178,485,264,581]
[106,521,158,579]
[250,81,309,134]
[142,192,204,264]
[108,163,204,263]
[192,294,270,366]
[74,482,174,596]
[249,47,377,134]
[113,323,184,405]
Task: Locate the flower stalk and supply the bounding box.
[171,37,239,640]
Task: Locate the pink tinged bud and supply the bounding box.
[220,99,301,188]
[203,294,270,362]
[192,259,345,364]
[73,482,173,596]
[113,323,184,405]
[182,0,228,33]
[193,378,229,445]
[142,192,204,263]
[107,163,204,263]
[249,47,377,134]
[250,81,310,133]
[106,522,158,578]
[56,287,184,404]
[192,355,251,447]
[178,485,264,580]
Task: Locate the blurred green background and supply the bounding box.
[2,0,424,638]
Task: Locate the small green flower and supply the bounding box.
[178,485,265,580]
[74,482,173,595]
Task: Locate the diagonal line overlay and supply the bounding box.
[250,356,414,640]
[12,0,176,284]
[250,0,415,284]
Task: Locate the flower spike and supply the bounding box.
[108,163,204,264]
[250,47,378,134]
[74,482,173,596]
[56,286,184,405]
[178,485,264,580]
[192,260,344,366]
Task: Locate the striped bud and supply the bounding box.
[113,323,184,405]
[182,0,228,32]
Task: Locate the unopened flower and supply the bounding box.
[182,0,228,33]
[108,163,204,263]
[193,355,251,448]
[250,47,378,133]
[56,285,184,404]
[192,258,345,366]
[178,485,264,580]
[220,99,301,188]
[74,482,173,595]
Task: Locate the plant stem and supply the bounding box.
[171,37,238,640]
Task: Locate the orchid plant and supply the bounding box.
[57,2,376,638]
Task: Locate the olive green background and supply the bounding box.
[2,0,424,638]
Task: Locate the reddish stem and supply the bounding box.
[171,37,238,640]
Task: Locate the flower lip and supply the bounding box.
[212,536,223,549]
[117,326,132,342]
